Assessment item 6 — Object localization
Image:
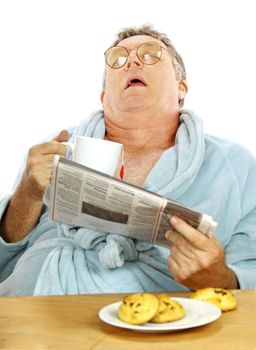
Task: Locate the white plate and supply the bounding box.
[98,297,221,333]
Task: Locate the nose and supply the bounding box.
[124,49,143,69]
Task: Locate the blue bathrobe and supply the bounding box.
[0,109,256,295]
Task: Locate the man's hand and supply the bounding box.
[165,216,238,290]
[0,130,69,242]
[21,130,68,200]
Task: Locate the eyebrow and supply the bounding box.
[116,41,163,48]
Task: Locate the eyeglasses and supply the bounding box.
[104,42,170,69]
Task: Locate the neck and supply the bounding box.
[104,110,180,155]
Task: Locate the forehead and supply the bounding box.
[117,35,166,49]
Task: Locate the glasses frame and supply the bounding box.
[104,41,171,69]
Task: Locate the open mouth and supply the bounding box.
[125,77,147,89]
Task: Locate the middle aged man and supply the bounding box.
[0,24,256,296]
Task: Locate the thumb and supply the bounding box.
[53,130,69,142]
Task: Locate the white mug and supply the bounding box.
[64,136,123,176]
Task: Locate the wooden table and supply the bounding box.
[0,290,255,350]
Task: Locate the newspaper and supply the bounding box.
[44,156,217,246]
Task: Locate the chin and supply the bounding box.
[121,97,150,113]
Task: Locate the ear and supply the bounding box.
[100,91,105,104]
[178,80,188,100]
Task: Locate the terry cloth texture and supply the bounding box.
[0,109,256,295]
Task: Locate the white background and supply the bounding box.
[0,0,255,194]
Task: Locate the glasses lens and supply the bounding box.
[105,46,128,68]
[137,43,162,64]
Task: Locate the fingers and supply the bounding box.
[165,216,227,289]
[169,233,197,259]
[53,129,69,142]
[30,140,67,156]
[167,252,196,283]
[22,130,69,200]
[165,217,222,264]
[31,129,69,156]
[25,153,56,198]
[166,216,208,249]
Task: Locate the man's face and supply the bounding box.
[101,35,186,116]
